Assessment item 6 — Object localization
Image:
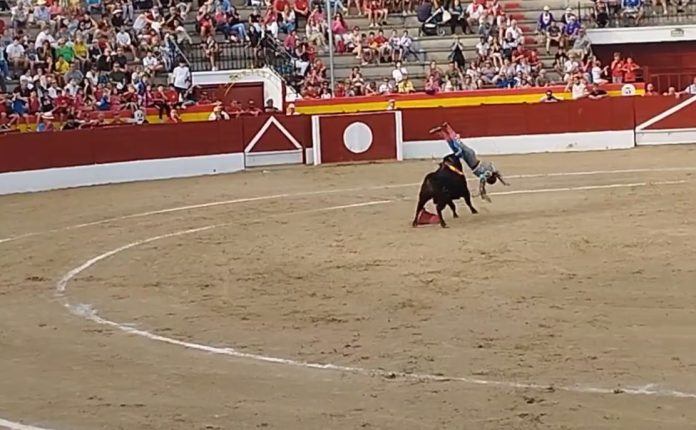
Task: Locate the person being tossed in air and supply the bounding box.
[429,121,509,201]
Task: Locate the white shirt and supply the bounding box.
[378,82,391,93]
[467,3,483,18]
[171,65,190,89]
[34,30,55,49]
[683,84,696,94]
[505,26,522,41]
[5,43,25,60]
[571,82,587,99]
[143,55,158,68]
[116,31,132,46]
[392,66,407,83]
[208,111,230,120]
[591,66,603,82]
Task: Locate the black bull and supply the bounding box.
[412,154,478,228]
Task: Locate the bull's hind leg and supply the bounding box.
[447,201,459,218]
[412,194,429,227]
[435,201,448,228]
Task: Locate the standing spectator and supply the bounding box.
[566,75,588,99]
[171,59,191,97]
[610,52,625,83]
[391,60,408,84]
[622,57,640,83]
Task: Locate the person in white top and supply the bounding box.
[590,59,607,85]
[567,76,587,99]
[208,104,230,120]
[680,76,696,95]
[116,28,138,57]
[466,2,484,30]
[171,60,191,94]
[34,27,55,50]
[392,61,408,83]
[504,20,523,45]
[5,39,29,71]
[142,52,163,73]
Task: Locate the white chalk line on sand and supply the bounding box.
[0,418,57,430]
[3,165,696,245]
[55,180,696,402]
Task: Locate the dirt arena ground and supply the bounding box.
[2,146,696,430]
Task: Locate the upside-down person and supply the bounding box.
[429,122,509,201]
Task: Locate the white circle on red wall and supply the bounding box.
[343,122,373,154]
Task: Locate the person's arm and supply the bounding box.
[429,125,443,134]
[479,178,491,202]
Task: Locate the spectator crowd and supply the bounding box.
[0,0,688,132]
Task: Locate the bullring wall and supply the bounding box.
[0,96,694,195]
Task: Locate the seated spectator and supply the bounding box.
[345,26,363,59]
[569,28,592,59]
[563,15,581,46]
[651,0,668,15]
[281,4,297,33]
[545,21,563,53]
[397,74,416,93]
[535,69,551,86]
[537,5,554,35]
[593,0,610,28]
[466,1,485,33]
[331,13,348,51]
[307,20,327,52]
[387,29,401,62]
[425,75,441,94]
[5,38,28,78]
[398,30,417,62]
[621,0,644,24]
[377,77,394,94]
[505,20,524,46]
[365,0,387,27]
[560,7,576,26]
[644,82,658,95]
[33,0,51,27]
[448,0,466,34]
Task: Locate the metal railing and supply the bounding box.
[186,38,299,87]
[580,1,696,28]
[643,67,695,91]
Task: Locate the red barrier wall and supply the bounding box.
[401,97,638,141]
[3,96,696,176]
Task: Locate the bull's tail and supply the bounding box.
[413,175,434,227]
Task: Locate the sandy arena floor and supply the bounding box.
[2,146,696,430]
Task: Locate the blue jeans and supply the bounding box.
[447,138,478,170]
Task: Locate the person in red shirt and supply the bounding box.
[293,0,309,17]
[621,57,640,83]
[273,0,287,13]
[610,52,625,84]
[334,82,347,97]
[243,99,262,116]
